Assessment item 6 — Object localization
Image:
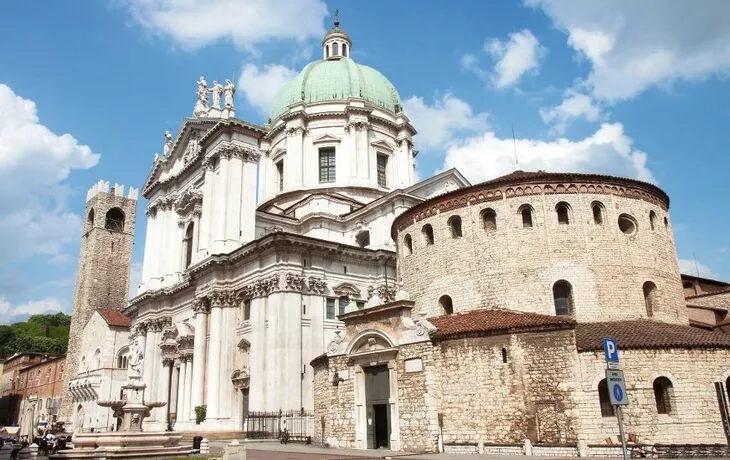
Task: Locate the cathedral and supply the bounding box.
[61,19,730,454]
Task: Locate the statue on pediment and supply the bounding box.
[224,79,236,108]
[193,75,209,116]
[210,80,223,109]
[163,130,173,155]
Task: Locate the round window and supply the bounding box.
[618,214,638,235]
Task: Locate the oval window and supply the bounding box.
[618,214,638,235]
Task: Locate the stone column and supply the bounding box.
[142,323,154,387]
[212,153,230,254]
[156,204,169,281]
[191,211,201,262]
[159,358,173,424]
[176,358,188,422]
[226,153,243,250]
[240,152,259,244]
[198,159,214,260]
[140,207,157,289]
[205,290,233,420]
[191,299,209,413]
[183,355,194,421]
[170,363,180,420]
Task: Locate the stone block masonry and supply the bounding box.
[59,180,137,425]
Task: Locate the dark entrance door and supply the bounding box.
[242,388,250,428]
[364,365,390,449]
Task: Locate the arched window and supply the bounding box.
[592,202,604,225]
[422,224,434,245]
[92,349,101,370]
[520,205,534,228]
[104,208,125,232]
[183,222,194,268]
[643,281,657,317]
[116,346,129,369]
[663,216,668,228]
[553,280,574,316]
[482,208,497,231]
[598,379,615,417]
[325,44,330,58]
[447,215,463,238]
[438,295,453,315]
[333,42,339,55]
[556,202,571,225]
[403,234,413,255]
[649,211,658,231]
[355,230,370,248]
[653,377,674,414]
[343,43,348,57]
[87,209,95,227]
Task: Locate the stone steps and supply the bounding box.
[177,431,246,442]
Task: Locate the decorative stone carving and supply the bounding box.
[175,188,203,216]
[210,289,238,308]
[308,277,327,294]
[210,81,223,110]
[193,297,210,314]
[183,130,201,164]
[231,368,250,389]
[285,273,306,291]
[327,330,344,354]
[224,79,235,109]
[214,141,262,163]
[177,335,194,354]
[344,121,369,132]
[368,284,396,303]
[193,75,208,117]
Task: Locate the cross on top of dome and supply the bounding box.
[323,9,351,60]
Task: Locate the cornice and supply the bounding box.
[392,171,671,238]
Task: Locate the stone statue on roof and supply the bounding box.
[224,79,236,109]
[193,75,209,117]
[210,81,223,109]
[163,130,173,155]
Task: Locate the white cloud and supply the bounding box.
[238,63,297,116]
[540,89,604,133]
[125,0,328,51]
[485,30,546,88]
[0,84,99,261]
[678,259,719,279]
[0,296,63,319]
[403,94,489,151]
[528,0,730,102]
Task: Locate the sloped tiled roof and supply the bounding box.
[429,308,575,339]
[575,320,730,351]
[97,308,132,328]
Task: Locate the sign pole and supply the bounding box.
[616,405,629,460]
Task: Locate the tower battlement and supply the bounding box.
[86,179,139,202]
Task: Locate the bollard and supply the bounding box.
[577,439,589,458]
[523,439,533,456]
[200,438,210,455]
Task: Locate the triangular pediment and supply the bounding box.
[312,133,342,144]
[370,139,396,152]
[332,282,362,298]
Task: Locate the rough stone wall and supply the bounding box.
[687,291,730,310]
[576,348,730,444]
[433,330,580,445]
[61,187,136,423]
[395,341,440,452]
[313,355,356,447]
[397,190,685,325]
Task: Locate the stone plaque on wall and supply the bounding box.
[404,358,423,373]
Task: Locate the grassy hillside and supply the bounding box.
[0,313,70,358]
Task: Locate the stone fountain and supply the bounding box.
[52,336,191,459]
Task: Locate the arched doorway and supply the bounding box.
[346,331,400,450]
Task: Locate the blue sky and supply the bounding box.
[0,0,728,323]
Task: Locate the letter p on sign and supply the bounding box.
[603,338,619,368]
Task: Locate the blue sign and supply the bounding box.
[603,338,619,365]
[613,384,624,403]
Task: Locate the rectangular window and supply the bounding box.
[377,153,388,187]
[319,148,336,183]
[243,300,251,321]
[339,296,350,316]
[326,298,336,320]
[276,160,284,191]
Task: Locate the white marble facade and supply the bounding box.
[128,24,470,432]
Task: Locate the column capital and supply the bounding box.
[210,289,238,308]
[193,297,210,314]
[162,357,175,368]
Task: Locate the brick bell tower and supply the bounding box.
[59,180,138,426]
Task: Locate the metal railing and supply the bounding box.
[244,409,314,442]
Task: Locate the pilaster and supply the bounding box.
[191,298,210,412]
[198,159,214,260]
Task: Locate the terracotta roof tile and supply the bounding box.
[686,286,730,300]
[429,308,575,339]
[97,308,131,328]
[575,320,730,351]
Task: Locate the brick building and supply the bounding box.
[16,355,66,436]
[0,353,64,427]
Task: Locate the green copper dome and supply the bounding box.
[269,58,402,122]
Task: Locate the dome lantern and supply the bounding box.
[322,11,351,60]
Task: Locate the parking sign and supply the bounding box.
[603,338,619,369]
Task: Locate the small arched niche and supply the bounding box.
[438,295,453,315]
[403,234,413,255]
